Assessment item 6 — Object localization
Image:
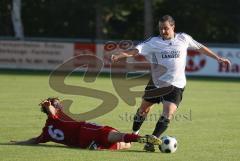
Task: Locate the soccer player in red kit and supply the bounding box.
[11,97,161,150]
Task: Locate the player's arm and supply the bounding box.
[197,45,231,66]
[11,129,50,145]
[111,48,139,62]
[10,137,39,145]
[40,100,57,116]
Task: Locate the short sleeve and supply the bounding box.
[183,33,203,50]
[135,38,153,56]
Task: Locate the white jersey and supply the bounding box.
[135,33,203,88]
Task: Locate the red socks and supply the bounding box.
[123,134,141,143]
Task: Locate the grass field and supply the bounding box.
[0,71,240,161]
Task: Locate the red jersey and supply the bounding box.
[36,111,118,149]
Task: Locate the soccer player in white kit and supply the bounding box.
[111,15,231,152]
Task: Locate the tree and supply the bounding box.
[95,1,104,39]
[154,0,240,43]
[0,0,14,36]
[144,0,153,38]
[0,0,239,43]
[11,0,24,39]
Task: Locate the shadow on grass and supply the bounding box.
[0,142,73,149]
[0,142,159,153]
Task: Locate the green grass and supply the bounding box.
[0,71,240,161]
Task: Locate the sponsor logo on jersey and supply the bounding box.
[161,50,180,59]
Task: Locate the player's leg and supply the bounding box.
[152,102,177,137]
[132,79,173,134]
[108,130,140,143]
[108,131,161,145]
[144,87,184,152]
[144,102,177,152]
[132,100,154,134]
[152,86,184,138]
[90,130,132,150]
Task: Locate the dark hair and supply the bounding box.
[159,15,175,26]
[41,106,48,114]
[40,97,61,114]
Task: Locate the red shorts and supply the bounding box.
[78,122,118,150]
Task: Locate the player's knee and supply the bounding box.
[108,131,123,143]
[159,116,170,127]
[139,106,151,115]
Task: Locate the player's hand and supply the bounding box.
[111,55,119,63]
[10,138,38,145]
[10,140,17,144]
[10,140,27,145]
[40,100,51,107]
[10,140,22,144]
[217,57,231,66]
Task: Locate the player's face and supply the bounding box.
[51,99,64,110]
[159,21,175,40]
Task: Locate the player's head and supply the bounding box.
[158,15,175,40]
[39,97,63,114]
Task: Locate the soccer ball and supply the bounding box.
[159,136,177,153]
